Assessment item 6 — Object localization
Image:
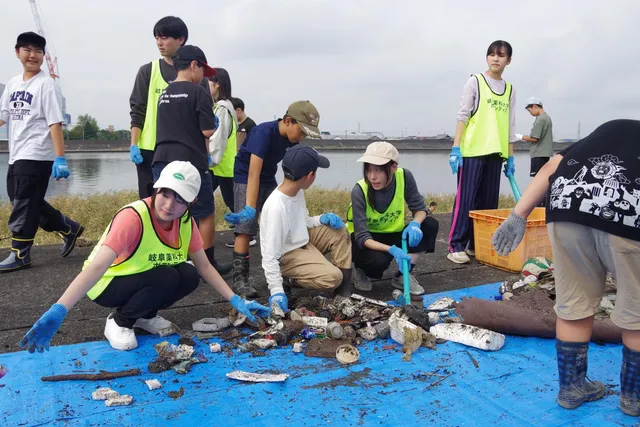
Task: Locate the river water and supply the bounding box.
[0,151,536,201]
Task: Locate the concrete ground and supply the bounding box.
[0,214,520,354]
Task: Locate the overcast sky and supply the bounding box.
[1,0,638,139]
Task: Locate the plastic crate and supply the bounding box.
[469,207,553,273]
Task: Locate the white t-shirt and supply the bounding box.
[259,187,322,295]
[0,70,64,164]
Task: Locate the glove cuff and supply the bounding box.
[510,211,527,227]
[51,303,68,318]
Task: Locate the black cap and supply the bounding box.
[16,32,46,50]
[282,145,330,180]
[173,45,217,78]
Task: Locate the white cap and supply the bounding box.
[525,96,543,107]
[357,141,400,165]
[153,161,201,203]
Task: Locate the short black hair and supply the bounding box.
[173,59,202,73]
[15,32,46,53]
[211,68,232,101]
[429,201,437,207]
[153,16,188,45]
[231,97,245,111]
[486,40,513,58]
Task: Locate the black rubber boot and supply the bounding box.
[205,246,232,277]
[556,340,606,409]
[620,345,640,416]
[352,263,372,292]
[334,267,353,297]
[232,252,257,297]
[0,237,33,273]
[58,216,85,257]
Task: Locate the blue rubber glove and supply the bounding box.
[18,304,67,353]
[229,294,271,321]
[320,213,344,229]
[388,245,411,271]
[129,145,143,165]
[224,205,257,225]
[208,155,213,167]
[52,156,70,180]
[269,292,289,313]
[449,147,463,174]
[504,156,515,177]
[402,221,423,247]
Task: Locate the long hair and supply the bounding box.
[151,189,192,224]
[212,68,232,101]
[363,161,397,212]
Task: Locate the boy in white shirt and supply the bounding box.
[260,145,353,312]
[0,32,84,272]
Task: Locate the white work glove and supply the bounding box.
[491,212,527,256]
[515,133,524,141]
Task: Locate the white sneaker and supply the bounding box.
[447,251,470,264]
[104,314,138,351]
[226,238,257,248]
[465,249,475,257]
[133,315,173,334]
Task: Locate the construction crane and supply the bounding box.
[28,0,59,79]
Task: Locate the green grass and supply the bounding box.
[0,189,516,247]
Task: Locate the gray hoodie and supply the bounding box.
[209,99,238,166]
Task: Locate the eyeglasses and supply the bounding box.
[159,188,187,205]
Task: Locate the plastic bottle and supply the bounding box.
[429,323,505,351]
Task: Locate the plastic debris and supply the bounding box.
[389,315,419,345]
[145,379,162,391]
[251,339,277,350]
[192,317,231,332]
[427,297,456,311]
[209,343,222,353]
[92,387,119,401]
[0,365,7,380]
[350,294,389,307]
[293,342,305,353]
[336,344,360,364]
[326,322,344,339]
[153,341,194,363]
[374,321,390,339]
[157,326,176,337]
[429,323,505,351]
[105,394,133,406]
[226,370,290,383]
[357,326,377,341]
[302,316,328,328]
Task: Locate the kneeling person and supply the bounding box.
[261,146,353,312]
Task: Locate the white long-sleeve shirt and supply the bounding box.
[209,99,237,165]
[259,187,322,295]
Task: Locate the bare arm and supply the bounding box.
[202,129,214,138]
[130,127,141,147]
[412,210,427,224]
[453,121,466,148]
[246,154,263,208]
[236,132,246,151]
[190,248,235,300]
[57,246,117,309]
[0,120,5,127]
[50,123,65,156]
[521,135,540,143]
[363,238,393,253]
[513,154,563,218]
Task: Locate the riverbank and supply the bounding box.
[0,138,573,153]
[0,189,516,247]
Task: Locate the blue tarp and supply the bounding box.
[0,283,634,426]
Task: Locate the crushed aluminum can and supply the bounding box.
[427,297,456,311]
[192,317,231,332]
[145,379,162,391]
[105,395,133,407]
[293,342,305,353]
[92,387,119,401]
[302,316,328,328]
[226,370,290,383]
[209,343,222,353]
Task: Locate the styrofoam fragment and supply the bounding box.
[92,387,119,401]
[226,370,289,383]
[209,343,222,353]
[192,317,231,332]
[251,339,277,350]
[105,395,133,407]
[293,342,304,353]
[427,297,456,311]
[145,379,162,391]
[302,316,328,328]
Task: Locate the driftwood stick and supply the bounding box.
[424,373,453,391]
[41,368,141,382]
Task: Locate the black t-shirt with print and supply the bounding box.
[154,81,215,171]
[238,117,257,134]
[546,119,640,242]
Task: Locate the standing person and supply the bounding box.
[208,68,237,214]
[346,142,439,295]
[261,145,353,312]
[18,161,270,352]
[0,32,84,272]
[128,16,208,199]
[224,101,322,297]
[447,40,518,264]
[491,119,640,415]
[516,97,554,177]
[232,97,257,147]
[151,46,231,275]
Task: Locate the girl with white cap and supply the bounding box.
[346,141,439,295]
[18,161,270,352]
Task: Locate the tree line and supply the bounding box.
[66,114,131,140]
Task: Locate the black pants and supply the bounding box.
[210,171,234,212]
[352,216,439,279]
[530,157,550,177]
[6,160,67,239]
[136,149,155,199]
[94,263,200,328]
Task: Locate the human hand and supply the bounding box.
[224,205,256,225]
[503,156,515,177]
[515,133,524,141]
[320,213,344,229]
[388,245,411,271]
[229,295,271,321]
[18,304,67,353]
[491,211,527,256]
[402,221,423,247]
[449,147,463,174]
[52,156,70,180]
[269,292,289,312]
[129,145,143,165]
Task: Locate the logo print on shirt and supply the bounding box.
[9,91,34,121]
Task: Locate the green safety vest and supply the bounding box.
[460,73,511,159]
[346,168,405,234]
[84,200,192,300]
[138,60,169,151]
[210,103,237,178]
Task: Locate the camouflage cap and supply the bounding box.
[286,101,321,139]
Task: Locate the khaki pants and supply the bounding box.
[280,225,352,291]
[550,222,640,329]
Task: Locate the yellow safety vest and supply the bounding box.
[346,168,405,234]
[84,200,192,300]
[210,103,237,178]
[138,60,169,151]
[460,73,511,159]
